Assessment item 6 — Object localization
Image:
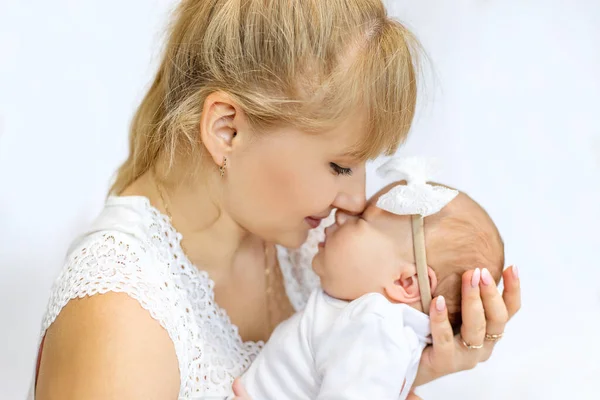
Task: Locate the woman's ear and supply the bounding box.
[385,266,438,304]
[200,91,240,167]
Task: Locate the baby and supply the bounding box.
[237,158,504,400]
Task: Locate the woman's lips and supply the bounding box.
[305,216,323,229]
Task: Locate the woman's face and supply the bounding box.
[224,110,369,248]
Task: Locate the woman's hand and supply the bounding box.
[414,266,521,386]
[407,390,423,400]
[232,378,253,400]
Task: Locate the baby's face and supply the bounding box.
[312,201,416,301]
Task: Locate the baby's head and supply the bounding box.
[312,181,504,331]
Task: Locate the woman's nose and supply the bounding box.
[332,167,366,214]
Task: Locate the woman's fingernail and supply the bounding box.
[436,295,446,312]
[471,268,481,288]
[481,268,492,286]
[512,265,519,279]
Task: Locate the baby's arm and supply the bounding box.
[315,295,413,400]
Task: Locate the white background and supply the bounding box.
[1,0,599,398]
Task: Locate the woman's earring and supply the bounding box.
[219,157,227,177]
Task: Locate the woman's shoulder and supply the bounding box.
[36,291,181,399]
[44,227,169,330]
[38,196,195,394]
[276,212,333,312]
[43,196,179,331]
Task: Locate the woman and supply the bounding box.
[33,0,521,399]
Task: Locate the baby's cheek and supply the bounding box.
[354,235,380,260]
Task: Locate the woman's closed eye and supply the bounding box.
[330,162,353,176]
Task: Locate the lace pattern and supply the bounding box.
[376,184,459,217]
[38,196,323,398]
[376,157,459,217]
[41,231,194,394]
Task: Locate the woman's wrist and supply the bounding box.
[413,359,439,387]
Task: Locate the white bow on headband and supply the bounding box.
[375,156,458,314]
[376,157,459,217]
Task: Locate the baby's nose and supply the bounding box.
[335,210,357,226]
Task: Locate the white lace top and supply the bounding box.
[31,196,329,399]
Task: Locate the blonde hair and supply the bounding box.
[111,0,421,194]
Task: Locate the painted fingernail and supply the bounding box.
[512,265,519,279]
[481,268,492,286]
[471,268,481,288]
[436,295,446,312]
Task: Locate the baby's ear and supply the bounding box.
[384,266,437,304]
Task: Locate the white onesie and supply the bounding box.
[239,289,431,400]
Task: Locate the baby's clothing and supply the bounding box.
[239,289,431,400]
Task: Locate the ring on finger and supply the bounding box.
[484,332,504,342]
[460,336,484,350]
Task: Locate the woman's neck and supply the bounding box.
[122,164,259,276]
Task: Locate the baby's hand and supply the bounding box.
[232,378,252,400]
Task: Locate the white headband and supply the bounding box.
[375,157,458,314]
[376,157,459,217]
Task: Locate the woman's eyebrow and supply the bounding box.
[335,144,364,161]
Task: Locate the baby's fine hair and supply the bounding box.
[425,190,505,333]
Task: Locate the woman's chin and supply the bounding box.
[271,229,310,250]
